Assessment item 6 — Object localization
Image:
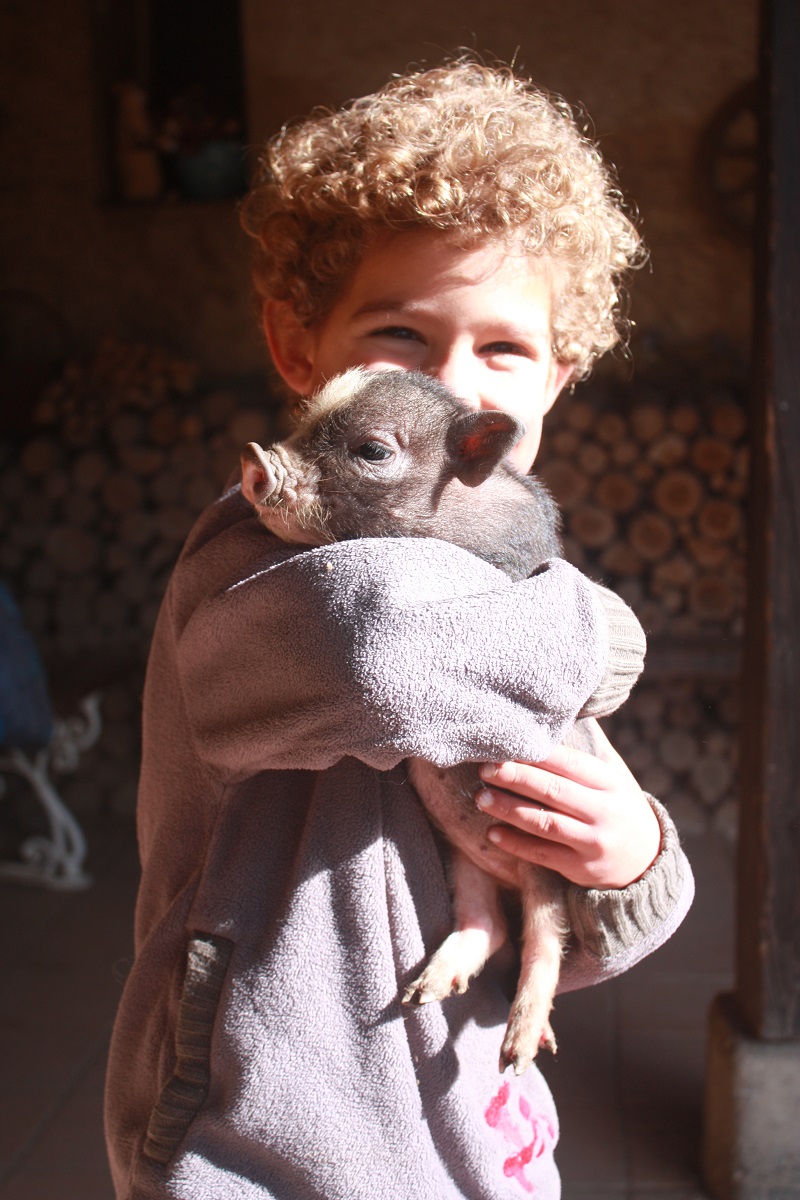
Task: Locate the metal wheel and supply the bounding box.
[697,80,759,242]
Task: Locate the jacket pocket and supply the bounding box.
[142,932,234,1167]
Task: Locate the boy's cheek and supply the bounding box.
[312,344,424,388]
[349,332,425,370]
[359,348,424,372]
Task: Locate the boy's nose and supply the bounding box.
[425,349,484,410]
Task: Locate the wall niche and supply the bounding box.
[93,0,248,204]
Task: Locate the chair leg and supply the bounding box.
[0,693,102,890]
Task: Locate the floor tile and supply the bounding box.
[555,1102,628,1189]
[562,1189,626,1199]
[627,1116,705,1190]
[0,817,136,1196]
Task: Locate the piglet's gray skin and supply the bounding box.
[242,367,582,1075]
[240,367,561,577]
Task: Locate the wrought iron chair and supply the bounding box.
[0,583,100,889]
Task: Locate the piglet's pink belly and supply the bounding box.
[407,758,524,889]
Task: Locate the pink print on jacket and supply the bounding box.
[485,1081,557,1193]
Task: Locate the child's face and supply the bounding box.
[266,231,573,472]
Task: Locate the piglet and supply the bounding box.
[241,367,596,1074]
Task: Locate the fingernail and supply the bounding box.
[479,762,499,781]
[487,827,503,844]
[476,789,494,812]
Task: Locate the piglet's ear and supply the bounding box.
[448,410,526,485]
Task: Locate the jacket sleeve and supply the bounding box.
[558,796,695,991]
[173,533,623,777]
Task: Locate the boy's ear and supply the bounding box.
[544,360,575,412]
[262,300,316,394]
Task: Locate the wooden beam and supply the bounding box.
[735,0,800,1041]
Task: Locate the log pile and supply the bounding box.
[604,676,740,840]
[538,347,749,641]
[0,338,281,661]
[0,335,748,830]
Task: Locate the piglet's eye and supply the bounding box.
[355,440,393,462]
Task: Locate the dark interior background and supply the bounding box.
[0,0,756,833]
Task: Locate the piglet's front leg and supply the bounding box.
[403,850,509,1005]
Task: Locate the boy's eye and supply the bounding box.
[354,440,393,462]
[371,325,422,342]
[483,341,527,357]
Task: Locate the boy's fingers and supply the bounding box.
[476,787,590,847]
[484,822,628,888]
[478,751,612,816]
[483,744,611,787]
[484,823,574,875]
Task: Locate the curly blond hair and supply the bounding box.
[241,60,645,379]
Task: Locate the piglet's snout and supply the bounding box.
[241,442,299,507]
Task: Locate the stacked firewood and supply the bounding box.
[0,338,280,661]
[603,676,740,839]
[0,335,748,829]
[538,350,749,640]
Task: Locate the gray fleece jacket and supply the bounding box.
[104,482,693,1200]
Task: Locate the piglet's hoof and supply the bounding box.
[402,965,471,1007]
[499,1020,558,1076]
[402,984,435,1006]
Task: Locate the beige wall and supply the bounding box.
[0,0,757,379]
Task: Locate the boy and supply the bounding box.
[105,61,693,1199]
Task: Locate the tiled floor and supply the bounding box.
[0,816,139,1200]
[0,813,733,1199]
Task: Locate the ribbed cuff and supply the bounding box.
[580,582,646,719]
[566,796,685,958]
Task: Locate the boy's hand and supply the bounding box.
[476,721,661,890]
